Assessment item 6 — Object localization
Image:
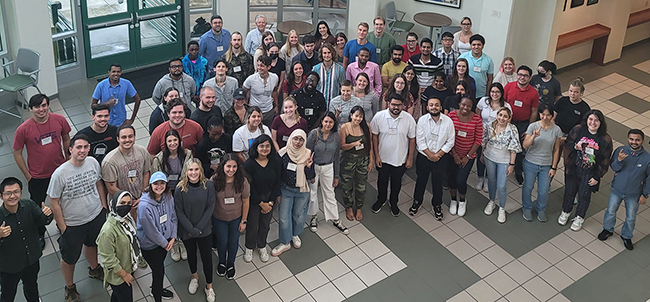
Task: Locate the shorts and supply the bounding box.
[58,208,107,265]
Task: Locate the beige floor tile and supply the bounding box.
[484,269,518,296]
[502,260,535,285]
[482,244,515,268]
[539,266,573,292]
[465,253,498,278]
[465,280,501,302]
[555,257,589,281]
[447,218,477,237]
[332,271,367,298]
[447,239,479,262]
[447,290,477,302]
[533,242,567,265]
[310,282,345,302]
[522,276,558,302]
[429,225,461,246]
[519,251,551,274]
[504,286,539,302]
[464,230,495,252]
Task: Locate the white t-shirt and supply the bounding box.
[370,110,417,166]
[47,158,103,226]
[476,97,512,125]
[243,73,279,113]
[232,124,272,156]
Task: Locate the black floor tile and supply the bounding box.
[277,230,336,275]
[610,93,650,113]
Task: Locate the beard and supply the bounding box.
[430,111,440,117]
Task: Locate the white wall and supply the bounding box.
[347,0,380,39]
[478,0,514,67]
[505,0,557,70]
[218,0,249,36]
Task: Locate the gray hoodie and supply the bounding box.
[152,73,197,108]
[136,191,177,250]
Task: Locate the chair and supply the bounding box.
[385,1,414,36]
[0,48,43,119]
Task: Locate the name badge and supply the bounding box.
[376,48,381,54]
[217,46,224,52]
[41,136,53,145]
[159,214,167,224]
[95,147,106,155]
[167,174,179,181]
[128,169,138,178]
[305,108,314,116]
[233,66,242,73]
[287,162,297,171]
[514,100,523,107]
[282,135,289,141]
[179,91,184,98]
[355,143,364,150]
[458,130,467,137]
[224,197,235,204]
[473,66,481,72]
[585,147,594,155]
[444,64,452,71]
[421,72,429,77]
[389,128,398,135]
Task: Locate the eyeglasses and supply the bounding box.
[170,65,183,69]
[461,23,471,26]
[2,190,21,198]
[389,103,404,107]
[442,38,454,42]
[517,73,531,78]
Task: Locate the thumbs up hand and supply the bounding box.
[0,221,11,238]
[42,203,52,216]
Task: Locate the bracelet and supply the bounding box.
[551,167,557,170]
[466,154,472,159]
[509,163,515,166]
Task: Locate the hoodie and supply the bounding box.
[151,73,197,108]
[136,191,177,250]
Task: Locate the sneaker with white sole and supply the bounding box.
[292,236,302,249]
[259,247,270,262]
[484,201,496,215]
[179,240,188,260]
[137,256,148,269]
[243,248,253,263]
[475,178,484,190]
[271,243,291,256]
[205,288,215,302]
[458,201,467,217]
[170,241,181,262]
[482,178,489,193]
[449,200,458,215]
[309,216,318,233]
[558,211,570,226]
[333,220,349,235]
[497,207,506,223]
[570,216,584,231]
[188,278,199,294]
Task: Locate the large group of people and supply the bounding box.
[0,13,648,302]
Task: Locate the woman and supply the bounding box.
[268,43,286,88]
[453,16,473,54]
[281,30,304,71]
[271,130,315,256]
[253,31,275,69]
[211,154,249,279]
[149,88,179,134]
[382,74,417,117]
[196,116,233,178]
[314,21,336,51]
[272,96,308,150]
[559,110,612,231]
[223,91,250,136]
[174,159,215,301]
[481,108,521,223]
[136,172,177,301]
[475,83,512,192]
[403,65,420,111]
[97,191,141,302]
[521,104,563,223]
[243,135,282,263]
[335,32,348,64]
[448,96,482,217]
[151,129,193,192]
[493,57,516,86]
[339,106,373,221]
[554,77,591,135]
[530,60,562,107]
[443,81,472,114]
[353,72,379,122]
[283,61,305,99]
[306,113,349,234]
[446,58,476,96]
[232,106,271,163]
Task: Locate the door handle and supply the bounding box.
[137,9,180,21]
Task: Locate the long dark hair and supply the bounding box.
[286,61,304,87]
[257,31,275,56]
[384,74,411,108]
[248,134,277,160]
[162,129,186,175]
[485,82,506,108]
[348,106,370,156]
[581,109,608,137]
[447,58,473,96]
[355,72,371,94]
[402,65,419,101]
[212,153,247,194]
[314,21,333,40]
[319,112,338,133]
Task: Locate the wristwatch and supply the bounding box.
[241,220,247,224]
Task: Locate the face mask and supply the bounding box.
[270,53,279,60]
[115,204,131,217]
[538,72,546,78]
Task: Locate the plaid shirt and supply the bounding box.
[433,48,460,78]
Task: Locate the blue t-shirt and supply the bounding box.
[343,40,377,64]
[459,52,494,99]
[92,78,138,126]
[198,29,231,70]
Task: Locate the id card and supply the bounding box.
[217,46,224,52]
[282,135,289,141]
[159,214,168,224]
[167,174,179,181]
[305,108,314,116]
[514,100,523,107]
[421,72,429,77]
[287,163,297,171]
[41,136,53,145]
[473,66,481,72]
[458,130,467,137]
[128,169,138,178]
[233,66,242,73]
[389,128,397,135]
[224,197,235,204]
[355,143,364,150]
[95,147,106,155]
[376,48,381,54]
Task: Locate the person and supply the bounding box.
[408,38,443,91]
[190,86,223,133]
[292,34,319,73]
[203,58,238,114]
[151,129,193,192]
[136,172,177,301]
[283,61,305,99]
[367,16,396,66]
[253,31,275,70]
[198,15,231,73]
[447,96,483,217]
[329,80,361,126]
[211,155,249,280]
[149,87,191,135]
[434,31,460,78]
[446,58,476,96]
[504,65,539,184]
[196,116,233,178]
[314,21,336,51]
[443,80,472,114]
[223,31,255,86]
[335,32,348,64]
[353,72,379,122]
[245,14,268,55]
[0,177,53,302]
[381,45,407,87]
[183,41,210,93]
[272,96,308,150]
[271,130,315,256]
[401,32,420,63]
[554,77,591,135]
[559,110,613,231]
[313,43,346,103]
[152,58,198,109]
[493,57,516,86]
[174,159,216,300]
[530,60,562,107]
[148,98,204,155]
[410,97,455,220]
[281,30,304,71]
[233,106,271,162]
[343,22,377,69]
[370,93,416,216]
[346,47,382,97]
[47,134,107,302]
[453,17,473,54]
[243,55,280,127]
[291,71,328,130]
[96,190,140,302]
[403,65,421,109]
[13,94,70,249]
[459,34,494,99]
[78,103,118,165]
[223,88,249,136]
[91,64,142,126]
[521,104,563,222]
[268,43,286,86]
[481,107,521,223]
[599,129,650,250]
[421,72,453,111]
[382,74,417,118]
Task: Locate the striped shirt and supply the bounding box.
[313,62,345,105]
[448,110,483,159]
[407,53,444,88]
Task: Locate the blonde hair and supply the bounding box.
[569,76,585,93]
[283,30,303,57]
[282,96,301,121]
[224,31,243,62]
[176,158,208,192]
[490,107,512,138]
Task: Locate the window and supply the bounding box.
[189,0,217,38]
[248,0,347,34]
[49,0,78,67]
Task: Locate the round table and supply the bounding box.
[413,12,452,43]
[276,20,313,35]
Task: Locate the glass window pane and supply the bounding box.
[89,24,130,58]
[283,0,311,7]
[249,11,277,32]
[139,0,173,9]
[282,11,311,23]
[189,0,211,9]
[190,12,213,38]
[140,15,179,49]
[250,0,278,7]
[49,0,75,33]
[53,36,78,67]
[318,12,345,34]
[87,0,127,19]
[319,0,346,9]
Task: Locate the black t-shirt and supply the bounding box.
[443,94,462,113]
[292,52,320,73]
[530,75,562,107]
[554,96,591,134]
[291,88,327,130]
[422,86,453,106]
[77,125,118,165]
[195,133,232,178]
[189,106,223,133]
[270,58,286,78]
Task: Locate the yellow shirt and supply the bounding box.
[381,61,407,79]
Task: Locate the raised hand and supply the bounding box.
[617,149,628,162]
[0,221,11,238]
[42,203,52,216]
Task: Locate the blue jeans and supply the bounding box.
[212,216,241,265]
[522,159,551,212]
[485,158,508,208]
[603,188,640,240]
[279,185,310,244]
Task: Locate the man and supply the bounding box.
[401,32,420,63]
[381,45,407,87]
[328,80,360,126]
[410,97,455,219]
[148,98,204,154]
[203,58,238,114]
[599,129,650,251]
[198,15,231,73]
[504,65,539,184]
[291,71,327,130]
[245,15,268,55]
[152,57,197,109]
[459,34,494,99]
[292,34,319,72]
[0,177,53,302]
[77,103,118,165]
[408,38,444,90]
[190,86,223,133]
[343,22,377,69]
[243,55,279,127]
[370,93,417,216]
[313,43,345,104]
[222,31,255,86]
[13,94,70,249]
[183,41,209,93]
[91,64,142,126]
[433,32,460,78]
[346,47,382,97]
[367,16,396,66]
[47,133,107,302]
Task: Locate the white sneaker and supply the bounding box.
[458,201,467,217]
[188,278,199,295]
[170,241,181,262]
[558,211,570,226]
[484,201,496,215]
[292,236,302,249]
[475,178,484,190]
[205,287,215,302]
[497,207,506,223]
[271,243,291,256]
[259,247,270,262]
[179,240,188,260]
[570,216,584,231]
[449,200,458,215]
[243,248,253,263]
[482,178,489,193]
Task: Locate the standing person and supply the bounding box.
[223,88,249,136]
[447,96,483,217]
[452,17,473,54]
[493,57,516,86]
[335,33,348,64]
[0,177,53,302]
[282,61,305,99]
[243,135,281,263]
[530,60,562,107]
[329,80,361,126]
[313,43,346,103]
[203,59,238,115]
[353,73,379,122]
[91,64,142,126]
[47,134,107,302]
[148,98,204,155]
[410,97,455,219]
[196,116,233,178]
[183,41,210,93]
[381,45,407,87]
[346,48,382,97]
[367,16,396,66]
[190,86,223,133]
[268,43,286,87]
[152,58,198,109]
[292,35,319,73]
[198,15,231,73]
[281,30,304,71]
[271,96,308,150]
[459,34,494,99]
[421,72,453,110]
[233,106,271,162]
[149,88,190,135]
[343,22,377,69]
[223,31,255,87]
[13,94,71,249]
[521,104,563,222]
[78,103,118,165]
[245,15,269,55]
[136,172,177,301]
[381,74,417,117]
[446,58,476,96]
[599,129,650,250]
[559,110,613,231]
[401,32,420,63]
[370,94,417,216]
[253,32,275,70]
[481,107,521,223]
[175,159,216,301]
[554,77,591,135]
[244,55,280,127]
[408,38,444,91]
[306,113,348,234]
[291,72,328,130]
[403,65,421,110]
[434,32,460,78]
[313,21,336,51]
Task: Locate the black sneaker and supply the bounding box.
[409,201,421,216]
[371,200,386,214]
[598,229,613,241]
[216,263,226,277]
[390,206,400,217]
[622,236,634,250]
[515,174,524,185]
[161,288,174,300]
[433,206,444,221]
[226,265,236,280]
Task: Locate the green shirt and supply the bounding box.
[97,215,135,287]
[367,32,396,66]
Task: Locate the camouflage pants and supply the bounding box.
[340,153,369,210]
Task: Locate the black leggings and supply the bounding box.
[245,202,273,250]
[448,157,475,196]
[184,235,213,284]
[110,282,133,302]
[141,246,167,302]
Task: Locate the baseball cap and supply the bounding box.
[233,88,246,99]
[149,171,168,184]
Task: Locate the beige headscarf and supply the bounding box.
[278,129,311,192]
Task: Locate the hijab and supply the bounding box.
[110,190,142,272]
[278,129,311,192]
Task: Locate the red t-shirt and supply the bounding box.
[401,44,421,63]
[448,110,483,158]
[271,116,308,149]
[13,113,71,178]
[282,75,306,96]
[147,119,203,155]
[504,82,539,122]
